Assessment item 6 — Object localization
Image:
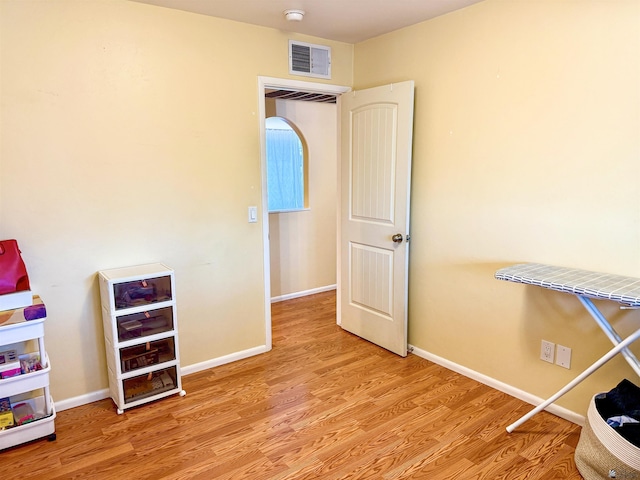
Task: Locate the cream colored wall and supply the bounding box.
[0,0,352,404]
[354,0,640,415]
[268,99,338,299]
[3,0,636,419]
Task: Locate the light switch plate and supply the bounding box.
[248,206,258,223]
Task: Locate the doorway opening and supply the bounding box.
[257,77,350,351]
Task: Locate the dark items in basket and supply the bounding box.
[595,379,640,447]
[115,283,158,309]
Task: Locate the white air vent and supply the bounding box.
[289,40,331,79]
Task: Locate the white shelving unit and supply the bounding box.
[0,296,56,450]
[98,263,185,414]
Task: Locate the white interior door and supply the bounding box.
[339,81,415,357]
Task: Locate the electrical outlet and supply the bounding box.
[556,345,571,369]
[541,340,555,363]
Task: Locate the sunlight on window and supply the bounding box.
[266,117,306,212]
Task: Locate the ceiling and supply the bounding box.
[130,0,485,44]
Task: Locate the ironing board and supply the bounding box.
[495,263,640,432]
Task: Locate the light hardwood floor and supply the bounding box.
[1,291,583,479]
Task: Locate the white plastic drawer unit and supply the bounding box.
[115,306,174,342]
[122,366,178,404]
[119,337,176,374]
[99,263,175,314]
[98,263,185,414]
[113,275,172,311]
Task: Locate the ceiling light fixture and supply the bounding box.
[284,9,305,22]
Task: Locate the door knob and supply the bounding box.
[392,233,403,243]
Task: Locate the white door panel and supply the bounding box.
[349,242,393,317]
[340,81,415,357]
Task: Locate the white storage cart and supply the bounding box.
[0,296,56,450]
[98,263,185,414]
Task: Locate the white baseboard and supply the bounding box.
[55,388,110,412]
[271,284,336,303]
[180,345,269,376]
[54,345,269,412]
[409,344,585,427]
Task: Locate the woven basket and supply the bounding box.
[575,394,640,479]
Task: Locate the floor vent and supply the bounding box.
[289,40,331,79]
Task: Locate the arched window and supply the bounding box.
[266,117,307,212]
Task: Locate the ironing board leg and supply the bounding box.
[506,326,640,433]
[577,295,640,377]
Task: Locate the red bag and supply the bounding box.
[0,239,31,295]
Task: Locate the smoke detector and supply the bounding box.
[284,9,305,22]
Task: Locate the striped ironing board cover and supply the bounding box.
[495,263,640,307]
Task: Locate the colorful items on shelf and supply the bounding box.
[0,397,13,428]
[0,349,21,379]
[0,296,56,448]
[11,400,35,426]
[0,363,21,379]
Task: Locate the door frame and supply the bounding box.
[257,76,351,350]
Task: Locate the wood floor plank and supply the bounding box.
[0,290,583,479]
